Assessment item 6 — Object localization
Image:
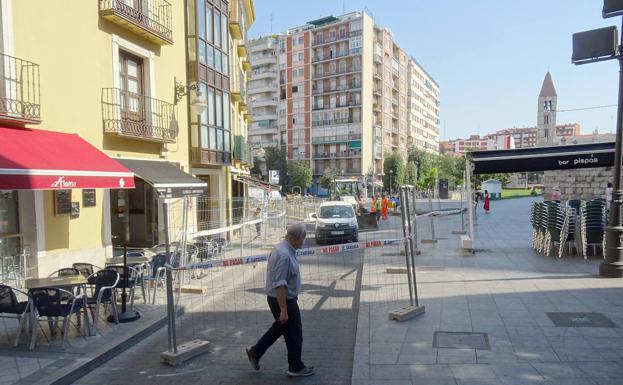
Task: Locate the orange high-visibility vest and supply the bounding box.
[370,197,377,213]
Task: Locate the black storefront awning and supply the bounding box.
[116,159,206,198]
[469,142,615,174]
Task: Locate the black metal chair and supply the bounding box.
[1,284,30,347]
[145,253,167,304]
[48,268,81,277]
[85,270,120,334]
[72,263,102,285]
[24,287,88,350]
[105,265,141,309]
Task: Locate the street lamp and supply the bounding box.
[572,0,622,277]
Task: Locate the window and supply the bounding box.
[119,51,143,118]
[292,37,298,47]
[208,88,215,125]
[221,13,228,53]
[210,127,216,150]
[214,10,221,47]
[339,28,346,39]
[215,50,222,73]
[329,30,336,40]
[216,91,222,127]
[206,6,213,42]
[223,92,230,130]
[198,0,206,39]
[298,36,304,46]
[298,52,304,62]
[222,53,228,75]
[292,85,299,93]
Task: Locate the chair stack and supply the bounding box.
[579,199,607,259]
[557,206,577,258]
[543,202,566,257]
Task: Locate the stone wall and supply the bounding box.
[543,168,612,200]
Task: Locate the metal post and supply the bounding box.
[428,195,436,241]
[601,19,623,277]
[403,187,419,306]
[411,188,420,255]
[399,187,414,306]
[465,157,475,252]
[163,199,178,353]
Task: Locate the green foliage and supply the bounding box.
[289,160,312,190]
[405,161,418,186]
[264,146,287,185]
[418,167,438,190]
[382,151,405,192]
[320,167,339,190]
[250,157,262,176]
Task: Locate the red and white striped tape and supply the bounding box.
[173,238,406,271]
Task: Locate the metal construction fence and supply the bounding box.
[155,188,468,363]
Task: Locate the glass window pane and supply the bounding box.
[210,127,216,149]
[199,41,206,64]
[223,131,231,152]
[206,6,212,43]
[216,92,222,127]
[214,11,221,47]
[221,14,228,53]
[208,88,215,125]
[201,125,208,148]
[127,60,138,77]
[207,45,214,68]
[215,50,222,73]
[223,93,230,130]
[128,79,138,93]
[217,129,224,150]
[197,0,205,39]
[222,54,228,76]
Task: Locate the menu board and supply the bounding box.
[82,189,96,207]
[54,189,72,215]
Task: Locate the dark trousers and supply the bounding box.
[251,296,304,372]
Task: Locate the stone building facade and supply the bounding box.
[543,168,611,201]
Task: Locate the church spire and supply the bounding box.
[539,71,557,98]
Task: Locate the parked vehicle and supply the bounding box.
[313,201,359,244]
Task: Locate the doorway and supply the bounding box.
[110,178,157,247]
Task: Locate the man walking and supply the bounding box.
[246,223,314,377]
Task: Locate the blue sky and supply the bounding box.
[249,0,619,140]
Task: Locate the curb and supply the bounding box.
[33,307,183,385]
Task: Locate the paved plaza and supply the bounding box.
[3,196,623,384]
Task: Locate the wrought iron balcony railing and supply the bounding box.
[0,54,40,124]
[99,0,173,45]
[101,88,178,143]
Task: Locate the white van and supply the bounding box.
[313,201,359,244]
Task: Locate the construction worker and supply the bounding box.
[370,195,377,217]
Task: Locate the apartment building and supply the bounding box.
[187,0,255,228]
[276,11,439,193]
[0,0,205,277]
[451,135,496,155]
[407,57,440,153]
[248,36,279,174]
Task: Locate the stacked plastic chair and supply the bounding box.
[579,199,607,259]
[543,202,566,257]
[557,206,577,258]
[531,202,546,252]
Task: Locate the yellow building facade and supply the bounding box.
[4,0,192,277]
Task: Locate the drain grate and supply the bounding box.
[433,331,490,350]
[546,312,618,328]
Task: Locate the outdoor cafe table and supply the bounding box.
[24,276,92,337]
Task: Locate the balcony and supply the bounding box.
[234,135,252,165]
[373,70,382,80]
[373,87,382,97]
[374,53,382,64]
[0,54,41,125]
[237,44,249,58]
[392,126,399,134]
[313,65,362,80]
[312,49,361,63]
[242,60,252,72]
[101,88,177,143]
[373,103,381,112]
[392,97,399,106]
[99,0,173,45]
[312,117,355,127]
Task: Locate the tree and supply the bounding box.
[405,161,418,186]
[408,146,435,183]
[264,146,287,186]
[418,167,438,191]
[289,161,312,192]
[250,157,262,177]
[383,151,405,193]
[320,167,339,190]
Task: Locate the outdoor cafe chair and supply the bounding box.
[0,284,30,345]
[144,253,167,304]
[22,287,89,350]
[105,265,142,309]
[85,270,120,334]
[72,263,102,283]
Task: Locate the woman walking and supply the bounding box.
[483,190,490,214]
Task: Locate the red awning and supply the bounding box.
[0,127,135,190]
